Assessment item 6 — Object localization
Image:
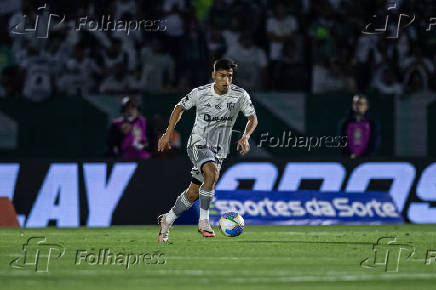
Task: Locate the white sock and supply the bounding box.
[166,209,177,225]
[199,208,209,220]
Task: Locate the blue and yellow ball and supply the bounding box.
[218,212,245,237]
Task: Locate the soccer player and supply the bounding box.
[157,59,258,242]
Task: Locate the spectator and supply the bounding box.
[57,42,101,96]
[113,0,136,20]
[267,3,298,61]
[226,33,267,90]
[221,16,242,49]
[137,38,175,92]
[43,30,70,76]
[111,15,138,71]
[0,0,21,15]
[206,27,227,63]
[338,95,380,158]
[163,0,187,12]
[312,58,355,94]
[354,35,382,91]
[20,46,52,101]
[179,20,210,87]
[99,64,138,95]
[271,37,307,90]
[163,3,185,57]
[1,1,435,98]
[371,63,403,95]
[106,96,153,159]
[309,13,336,64]
[102,38,130,72]
[401,47,434,93]
[207,0,231,30]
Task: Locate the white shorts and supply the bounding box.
[186,145,223,184]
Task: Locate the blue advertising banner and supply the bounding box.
[208,190,404,225]
[4,159,435,226]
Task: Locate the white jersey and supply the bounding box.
[177,83,256,159]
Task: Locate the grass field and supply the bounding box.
[1,225,436,290]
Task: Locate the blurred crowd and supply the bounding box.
[1,0,436,101]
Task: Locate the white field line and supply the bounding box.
[3,269,436,283]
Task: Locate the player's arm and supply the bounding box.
[158,104,184,152]
[237,114,258,156]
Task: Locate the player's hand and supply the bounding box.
[237,134,250,156]
[158,133,172,152]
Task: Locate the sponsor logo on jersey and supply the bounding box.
[204,114,233,122]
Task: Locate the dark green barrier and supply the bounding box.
[0,92,397,159]
[428,100,436,157]
[0,96,107,159]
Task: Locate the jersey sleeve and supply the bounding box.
[177,88,198,111]
[240,91,256,117]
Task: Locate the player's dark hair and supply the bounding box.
[213,59,237,72]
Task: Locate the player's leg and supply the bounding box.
[198,161,219,237]
[199,161,219,218]
[166,182,200,224]
[157,182,200,243]
[158,145,204,242]
[184,145,220,237]
[185,182,201,202]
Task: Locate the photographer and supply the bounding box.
[106,96,153,159]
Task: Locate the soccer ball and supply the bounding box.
[218,212,245,237]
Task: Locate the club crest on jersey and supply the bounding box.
[227,102,236,111]
[215,104,221,110]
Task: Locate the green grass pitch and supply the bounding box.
[1,225,436,290]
